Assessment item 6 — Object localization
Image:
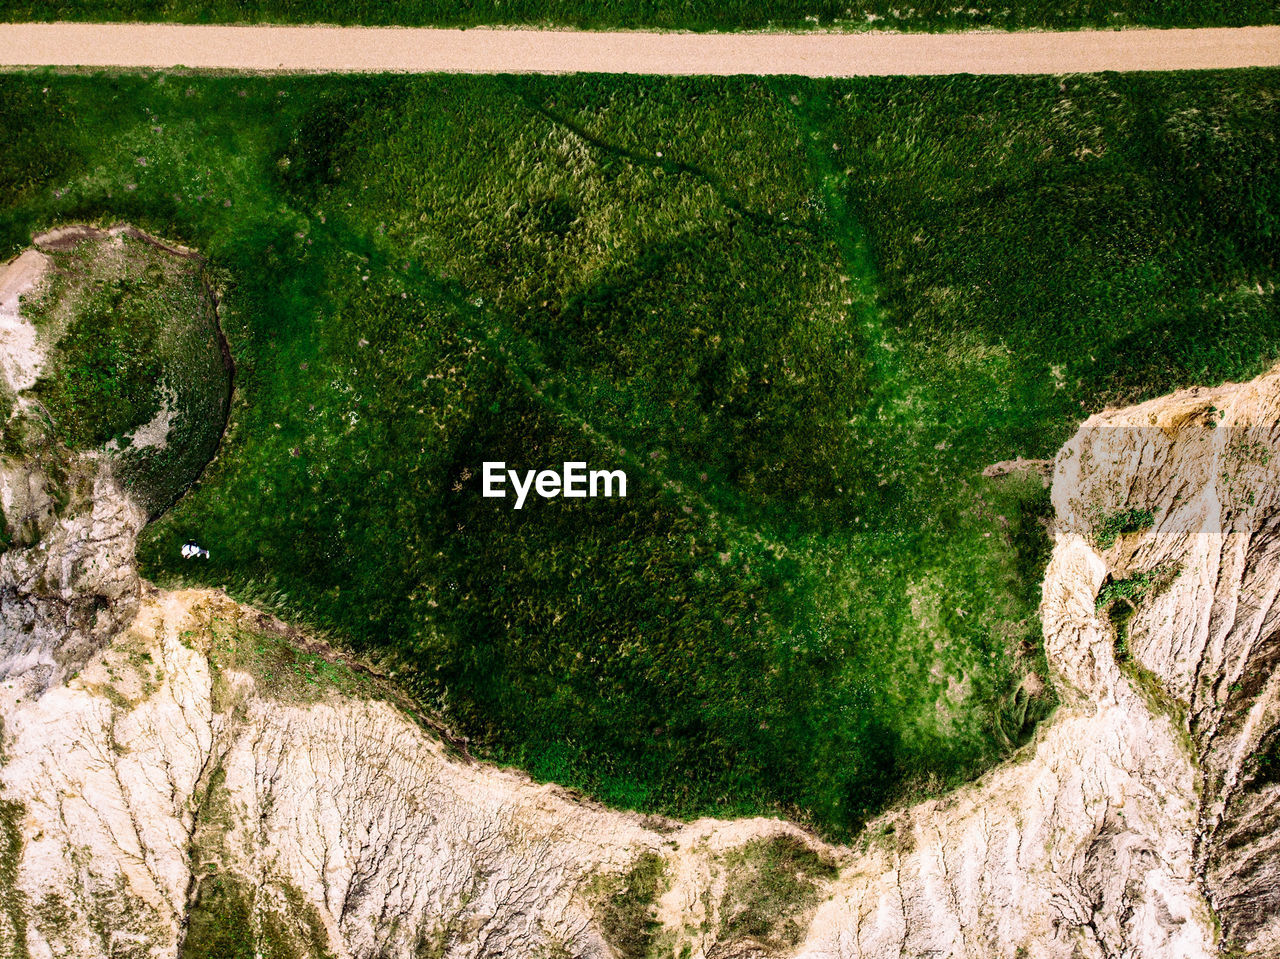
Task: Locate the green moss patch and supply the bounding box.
[587,851,667,959]
[32,274,165,447]
[1099,564,1192,755]
[1245,734,1280,790]
[0,799,28,959]
[1099,564,1180,653]
[181,872,334,959]
[717,835,837,951]
[21,232,232,516]
[1096,567,1170,614]
[180,872,256,959]
[1093,507,1157,550]
[181,761,334,959]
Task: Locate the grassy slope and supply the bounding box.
[2,0,1280,31]
[0,70,1275,837]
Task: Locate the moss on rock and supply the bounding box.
[20,230,231,517]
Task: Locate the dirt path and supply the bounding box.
[0,23,1278,75]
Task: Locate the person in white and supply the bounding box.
[181,540,210,560]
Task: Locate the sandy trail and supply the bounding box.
[0,23,1278,75]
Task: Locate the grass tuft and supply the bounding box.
[1093,507,1157,550]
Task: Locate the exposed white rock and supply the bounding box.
[0,249,50,395]
[108,386,178,453]
[2,588,827,958]
[0,460,145,714]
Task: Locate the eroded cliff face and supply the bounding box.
[1,586,840,958]
[1059,377,1280,953]
[0,237,1278,956]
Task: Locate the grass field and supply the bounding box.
[2,0,1279,31]
[0,69,1276,837]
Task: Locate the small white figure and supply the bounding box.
[181,540,210,560]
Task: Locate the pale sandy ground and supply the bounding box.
[0,23,1278,75]
[0,248,48,394]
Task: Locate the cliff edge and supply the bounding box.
[0,236,1277,957]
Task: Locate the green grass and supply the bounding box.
[196,616,382,705]
[33,280,165,448]
[1096,568,1165,612]
[180,873,335,959]
[0,69,1275,838]
[0,800,27,959]
[2,0,1278,31]
[1247,733,1280,788]
[1099,562,1194,756]
[181,873,257,959]
[1094,506,1157,549]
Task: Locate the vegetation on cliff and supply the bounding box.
[13,232,231,515]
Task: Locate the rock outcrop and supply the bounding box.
[796,369,1280,958]
[0,459,145,711]
[0,234,1278,956]
[0,245,147,711]
[1065,378,1280,954]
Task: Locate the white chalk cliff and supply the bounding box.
[0,240,1277,957]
